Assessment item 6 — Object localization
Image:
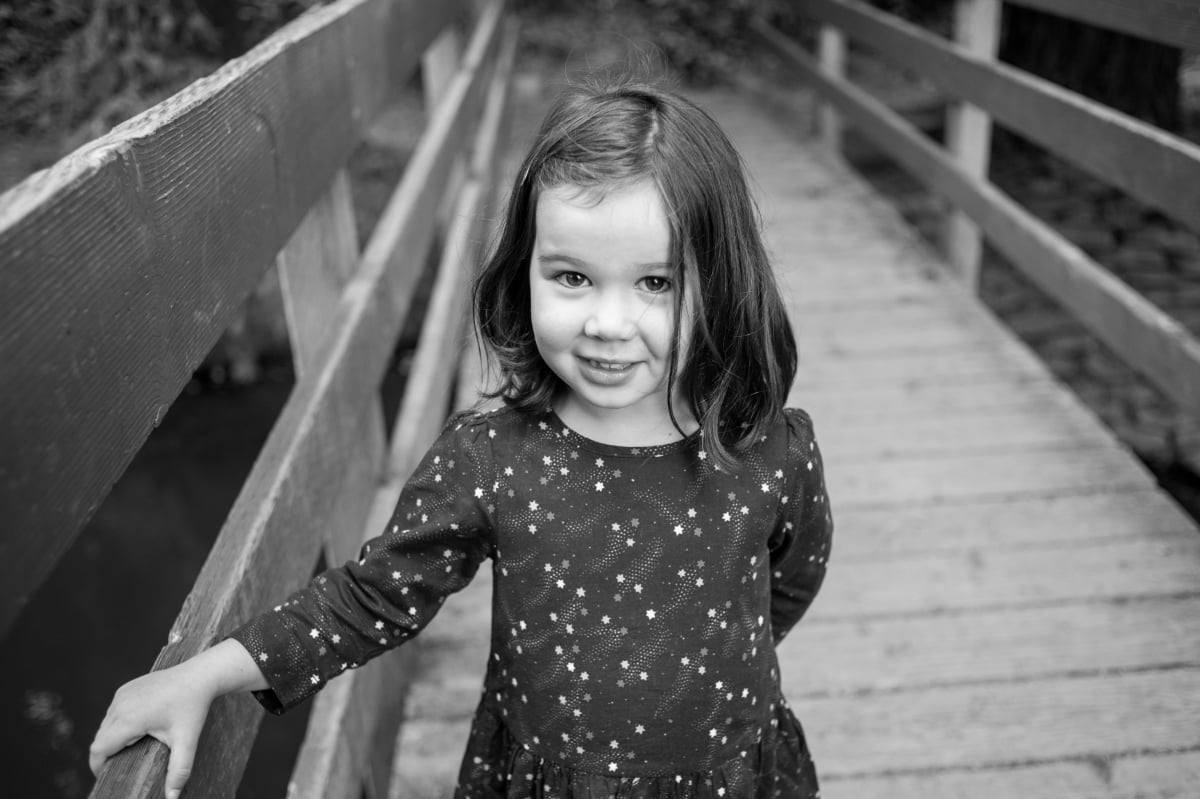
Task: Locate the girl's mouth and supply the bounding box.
[585,359,632,372]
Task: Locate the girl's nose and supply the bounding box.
[582,294,636,340]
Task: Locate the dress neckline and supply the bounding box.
[543,409,700,459]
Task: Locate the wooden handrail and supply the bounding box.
[8,0,521,796]
[793,0,1200,241]
[0,0,468,641]
[753,0,1200,414]
[1005,0,1200,49]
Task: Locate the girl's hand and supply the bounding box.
[89,638,268,799]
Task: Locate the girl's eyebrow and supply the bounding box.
[537,252,672,271]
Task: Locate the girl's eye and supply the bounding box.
[555,271,589,288]
[641,276,672,294]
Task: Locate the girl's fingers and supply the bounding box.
[87,724,144,777]
[163,726,200,799]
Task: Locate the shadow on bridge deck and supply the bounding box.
[389,81,1200,799]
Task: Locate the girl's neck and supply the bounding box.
[553,394,699,448]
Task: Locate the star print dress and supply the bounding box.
[231,406,834,798]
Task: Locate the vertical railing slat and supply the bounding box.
[276,169,389,569]
[941,0,1000,288]
[817,26,847,151]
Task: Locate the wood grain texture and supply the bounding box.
[798,375,1069,422]
[1005,0,1200,48]
[89,3,506,798]
[941,0,999,285]
[797,669,1200,777]
[810,534,1200,619]
[277,169,361,378]
[753,15,1200,414]
[0,0,468,641]
[786,594,1200,696]
[830,489,1196,558]
[275,169,388,568]
[288,17,517,799]
[822,749,1200,799]
[817,404,1117,458]
[796,0,1200,235]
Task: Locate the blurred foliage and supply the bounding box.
[514,0,765,85]
[0,0,325,142]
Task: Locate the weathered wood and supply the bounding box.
[829,442,1157,507]
[0,0,469,641]
[1005,0,1200,49]
[798,669,1200,777]
[359,2,502,326]
[822,749,1200,799]
[387,176,486,475]
[798,375,1069,424]
[792,0,1200,236]
[275,170,388,567]
[818,26,847,149]
[793,347,1046,386]
[89,4,507,798]
[831,488,1195,558]
[391,718,476,798]
[788,595,1200,696]
[941,0,999,287]
[286,16,516,799]
[277,170,361,378]
[811,534,1200,619]
[753,15,1200,413]
[817,404,1117,458]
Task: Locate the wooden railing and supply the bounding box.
[0,0,517,796]
[751,0,1200,415]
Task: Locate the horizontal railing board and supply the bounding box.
[754,17,1200,415]
[0,0,467,641]
[88,4,506,797]
[1006,0,1200,49]
[796,0,1200,237]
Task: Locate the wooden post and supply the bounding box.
[275,169,388,568]
[942,0,1000,289]
[422,26,463,105]
[818,25,846,151]
[423,25,470,241]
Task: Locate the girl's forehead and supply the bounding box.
[534,181,670,256]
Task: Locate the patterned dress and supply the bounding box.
[232,406,833,798]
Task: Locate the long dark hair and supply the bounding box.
[473,79,796,470]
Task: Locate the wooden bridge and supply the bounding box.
[1,0,1198,797]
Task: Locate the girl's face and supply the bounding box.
[529,180,695,444]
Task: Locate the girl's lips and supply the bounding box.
[582,358,633,371]
[577,356,638,385]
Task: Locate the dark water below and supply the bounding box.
[1,372,314,798]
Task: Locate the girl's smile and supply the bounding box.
[529,180,696,445]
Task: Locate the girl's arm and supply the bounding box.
[88,638,267,799]
[769,409,834,643]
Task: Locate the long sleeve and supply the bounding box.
[768,409,834,644]
[231,411,496,713]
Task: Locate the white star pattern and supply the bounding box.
[231,407,830,798]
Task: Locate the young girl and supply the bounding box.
[90,79,833,799]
